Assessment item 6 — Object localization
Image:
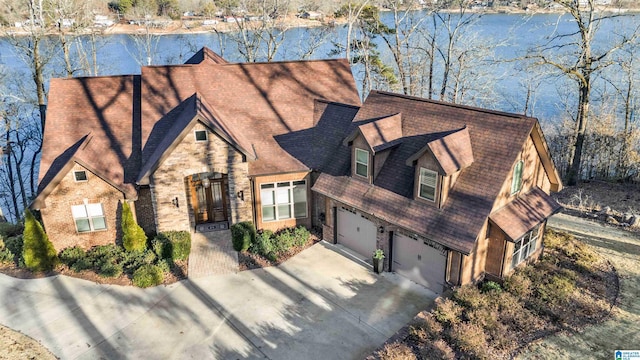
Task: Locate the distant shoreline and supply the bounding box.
[2,7,638,37]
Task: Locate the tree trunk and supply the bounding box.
[566,79,590,185]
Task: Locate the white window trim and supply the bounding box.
[73,170,88,182]
[511,160,524,195]
[511,225,540,268]
[418,167,438,202]
[194,129,208,142]
[260,180,308,222]
[71,203,107,233]
[355,148,369,178]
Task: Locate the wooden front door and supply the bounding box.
[191,177,228,224]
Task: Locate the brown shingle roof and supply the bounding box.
[406,126,474,175]
[344,113,403,153]
[38,76,139,202]
[139,58,361,176]
[489,187,562,241]
[36,49,361,207]
[313,90,537,254]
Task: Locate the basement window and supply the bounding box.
[195,130,208,142]
[74,171,88,182]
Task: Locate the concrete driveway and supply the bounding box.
[0,241,436,359]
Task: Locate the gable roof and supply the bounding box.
[313,90,538,254]
[37,75,139,206]
[405,126,474,176]
[489,187,562,241]
[137,93,253,184]
[35,49,361,207]
[139,58,361,176]
[343,113,403,153]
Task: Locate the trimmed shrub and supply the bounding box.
[375,342,416,360]
[156,259,171,273]
[503,270,532,298]
[122,249,156,274]
[71,257,93,272]
[162,231,191,260]
[98,262,123,278]
[22,209,58,272]
[250,230,276,260]
[59,246,86,268]
[121,201,147,252]
[151,235,171,260]
[132,264,164,288]
[231,222,255,252]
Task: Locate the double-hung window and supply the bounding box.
[511,160,524,195]
[71,203,107,233]
[419,168,438,202]
[355,148,369,178]
[511,225,540,268]
[260,180,307,222]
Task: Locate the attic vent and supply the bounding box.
[195,130,208,142]
[74,171,88,182]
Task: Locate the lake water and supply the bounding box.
[0,11,638,125]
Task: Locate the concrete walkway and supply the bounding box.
[0,242,436,360]
[188,230,238,278]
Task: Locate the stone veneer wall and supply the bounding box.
[150,122,252,232]
[40,163,124,251]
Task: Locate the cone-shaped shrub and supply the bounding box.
[121,201,147,252]
[22,209,58,271]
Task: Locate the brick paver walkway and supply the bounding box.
[188,230,238,278]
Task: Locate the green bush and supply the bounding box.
[231,222,255,252]
[0,248,13,264]
[156,259,171,273]
[0,222,23,238]
[481,281,502,294]
[71,257,93,272]
[121,201,147,252]
[22,209,58,272]
[4,236,23,261]
[122,249,156,274]
[250,230,276,261]
[162,231,191,260]
[132,264,164,288]
[151,235,171,260]
[59,246,87,267]
[98,262,123,278]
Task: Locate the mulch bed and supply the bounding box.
[0,260,188,286]
[238,232,322,271]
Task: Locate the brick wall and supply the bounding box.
[40,163,124,251]
[150,122,252,233]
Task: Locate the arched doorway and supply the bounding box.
[188,172,229,225]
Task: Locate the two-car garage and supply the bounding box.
[335,206,447,294]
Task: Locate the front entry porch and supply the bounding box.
[188,172,231,233]
[188,230,238,278]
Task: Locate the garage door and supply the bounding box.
[392,232,447,293]
[337,207,377,258]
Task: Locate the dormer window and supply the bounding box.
[195,130,208,142]
[419,168,438,201]
[511,160,523,195]
[74,170,88,182]
[355,148,369,178]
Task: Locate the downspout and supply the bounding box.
[250,177,257,227]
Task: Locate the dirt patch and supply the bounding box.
[0,325,57,360]
[554,180,640,231]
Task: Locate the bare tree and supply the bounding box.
[527,0,640,185]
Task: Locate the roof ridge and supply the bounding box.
[370,90,533,120]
